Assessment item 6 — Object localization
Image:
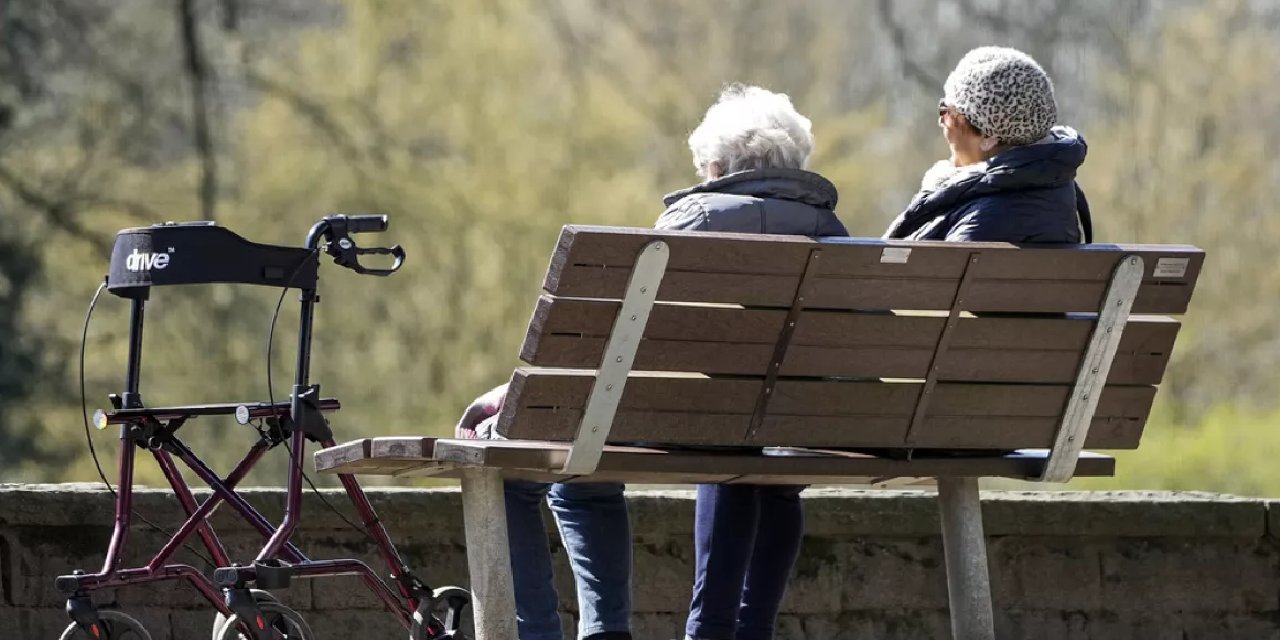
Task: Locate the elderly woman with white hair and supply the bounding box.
[455,84,846,640]
[663,85,847,640]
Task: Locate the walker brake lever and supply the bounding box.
[326,236,405,276]
[350,244,406,276]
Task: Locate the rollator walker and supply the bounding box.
[55,215,470,639]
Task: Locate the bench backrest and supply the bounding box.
[496,225,1203,478]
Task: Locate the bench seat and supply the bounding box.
[318,437,1115,485]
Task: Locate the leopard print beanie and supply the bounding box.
[943,47,1057,146]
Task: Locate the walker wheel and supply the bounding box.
[216,601,314,640]
[410,586,471,640]
[59,609,154,640]
[211,589,279,640]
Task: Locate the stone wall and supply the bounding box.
[2,484,1277,639]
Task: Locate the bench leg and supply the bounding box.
[460,468,518,640]
[937,476,995,640]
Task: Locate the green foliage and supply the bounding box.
[1,0,1278,495]
[1072,405,1280,497]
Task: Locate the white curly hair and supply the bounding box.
[687,84,814,179]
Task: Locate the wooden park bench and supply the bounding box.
[316,225,1203,640]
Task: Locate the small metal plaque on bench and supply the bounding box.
[1153,257,1189,278]
[880,247,911,264]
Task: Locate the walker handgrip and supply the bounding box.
[346,215,388,234]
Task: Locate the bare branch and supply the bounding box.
[177,0,218,220]
[874,0,943,92]
[0,164,111,256]
[242,68,375,187]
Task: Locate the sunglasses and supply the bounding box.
[937,98,952,118]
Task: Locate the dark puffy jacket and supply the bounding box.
[657,168,849,236]
[884,127,1092,243]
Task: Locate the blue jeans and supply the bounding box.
[505,480,633,640]
[685,484,805,640]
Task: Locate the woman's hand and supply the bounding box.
[454,383,509,439]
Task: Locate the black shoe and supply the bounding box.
[583,633,632,640]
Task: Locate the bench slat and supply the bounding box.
[552,268,1194,314]
[496,371,1154,449]
[432,439,1117,479]
[314,437,1116,479]
[506,371,1155,417]
[315,437,439,475]
[522,296,1178,384]
[545,226,1203,314]
[499,409,1143,449]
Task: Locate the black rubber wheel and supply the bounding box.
[211,589,279,640]
[410,586,471,640]
[216,601,315,640]
[59,610,154,640]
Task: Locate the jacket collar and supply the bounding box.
[663,168,839,210]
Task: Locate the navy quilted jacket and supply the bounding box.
[884,127,1093,243]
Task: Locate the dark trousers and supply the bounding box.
[685,483,806,640]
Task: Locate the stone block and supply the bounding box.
[630,538,695,612]
[11,524,121,607]
[627,491,697,539]
[1,531,11,607]
[800,489,941,537]
[832,539,948,610]
[0,607,63,638]
[779,537,850,614]
[633,611,684,640]
[1099,538,1279,611]
[989,537,1104,610]
[995,609,1095,640]
[170,607,222,639]
[795,609,951,640]
[284,608,408,639]
[351,487,468,545]
[306,533,468,611]
[998,608,1184,640]
[982,491,1267,538]
[1180,611,1280,640]
[1267,500,1280,539]
[6,606,175,640]
[0,485,119,528]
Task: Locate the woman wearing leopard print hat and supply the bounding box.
[884,46,1093,243]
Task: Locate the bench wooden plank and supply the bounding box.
[315,438,1116,480]
[552,269,1193,314]
[315,438,440,475]
[429,439,1117,478]
[525,297,1184,350]
[505,371,1155,417]
[525,337,1171,385]
[434,469,935,486]
[496,371,1153,449]
[498,408,1143,449]
[522,296,1178,384]
[470,470,745,484]
[544,226,1203,314]
[549,226,1203,283]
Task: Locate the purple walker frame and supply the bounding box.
[56,216,464,639]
